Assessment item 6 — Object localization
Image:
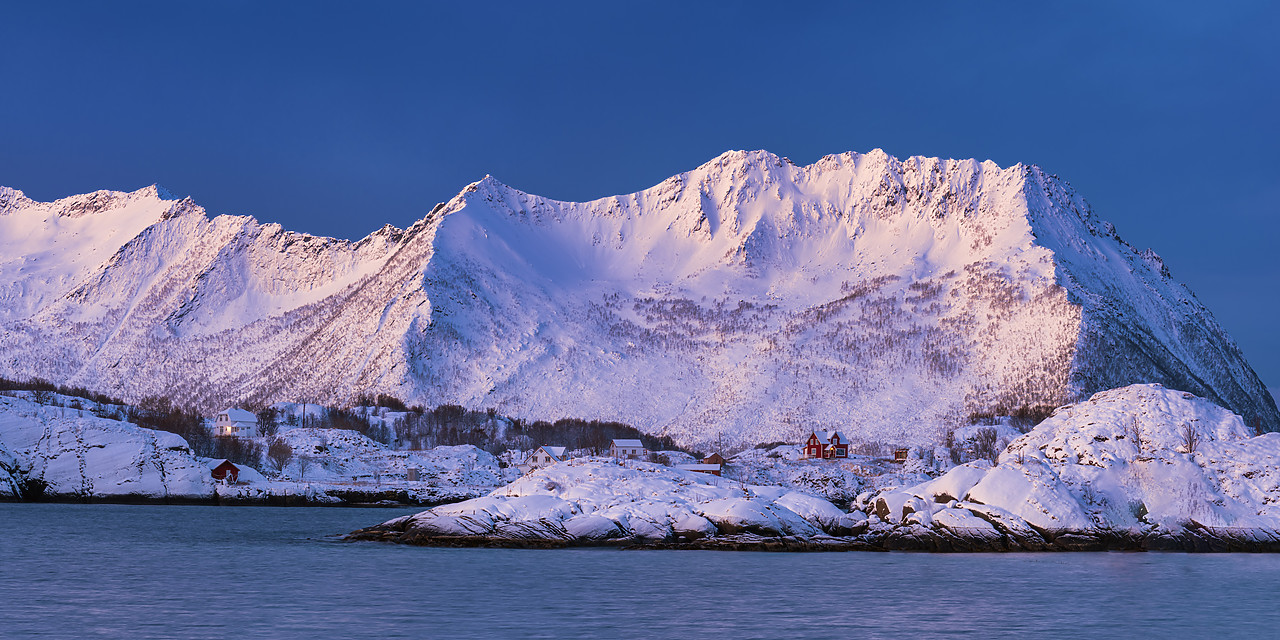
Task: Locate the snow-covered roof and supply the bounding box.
[611,439,644,448]
[825,430,850,445]
[205,458,237,470]
[219,408,257,423]
[539,446,567,457]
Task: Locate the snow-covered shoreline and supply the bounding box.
[0,393,513,507]
[351,385,1280,552]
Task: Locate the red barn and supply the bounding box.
[208,459,240,484]
[702,453,726,466]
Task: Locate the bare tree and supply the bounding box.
[1126,417,1146,454]
[30,389,54,405]
[972,427,1000,463]
[1180,423,1201,454]
[296,455,312,480]
[257,407,280,438]
[266,438,293,474]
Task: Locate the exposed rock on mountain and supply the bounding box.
[2,150,1275,447]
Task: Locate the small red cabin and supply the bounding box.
[209,459,240,484]
[702,453,727,466]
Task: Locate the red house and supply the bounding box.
[702,453,726,466]
[802,431,851,460]
[825,431,851,458]
[208,459,241,484]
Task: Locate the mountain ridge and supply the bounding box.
[1,149,1275,447]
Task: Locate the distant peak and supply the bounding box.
[459,174,512,195]
[0,185,30,214]
[131,184,180,201]
[704,149,784,168]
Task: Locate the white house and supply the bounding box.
[610,439,646,460]
[213,408,259,438]
[519,445,567,473]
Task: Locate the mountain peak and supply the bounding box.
[142,184,179,201]
[1,150,1275,448]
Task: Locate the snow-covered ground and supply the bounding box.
[264,427,513,486]
[361,384,1280,551]
[876,384,1280,533]
[0,394,213,499]
[0,392,517,504]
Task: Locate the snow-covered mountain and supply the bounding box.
[2,150,1276,447]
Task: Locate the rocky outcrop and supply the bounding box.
[0,394,214,500]
[352,385,1280,551]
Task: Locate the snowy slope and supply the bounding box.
[269,427,514,486]
[885,384,1280,537]
[1,150,1275,448]
[0,393,214,498]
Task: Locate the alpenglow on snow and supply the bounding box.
[1,149,1275,447]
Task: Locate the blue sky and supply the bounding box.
[2,2,1277,394]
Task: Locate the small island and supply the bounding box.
[349,384,1280,552]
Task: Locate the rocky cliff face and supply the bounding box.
[1,149,1275,447]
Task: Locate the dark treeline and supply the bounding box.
[0,375,693,462]
[508,418,691,457]
[394,405,694,456]
[0,375,125,408]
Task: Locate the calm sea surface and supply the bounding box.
[1,503,1277,639]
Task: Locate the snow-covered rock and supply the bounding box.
[886,384,1280,542]
[3,150,1275,450]
[375,457,849,544]
[353,385,1280,551]
[0,394,214,498]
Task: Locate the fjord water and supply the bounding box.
[1,504,1272,639]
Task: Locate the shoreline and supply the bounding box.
[343,524,1280,553]
[0,491,474,508]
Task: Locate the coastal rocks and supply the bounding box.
[873,384,1280,550]
[356,457,850,546]
[0,394,214,500]
[565,514,626,540]
[350,385,1280,552]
